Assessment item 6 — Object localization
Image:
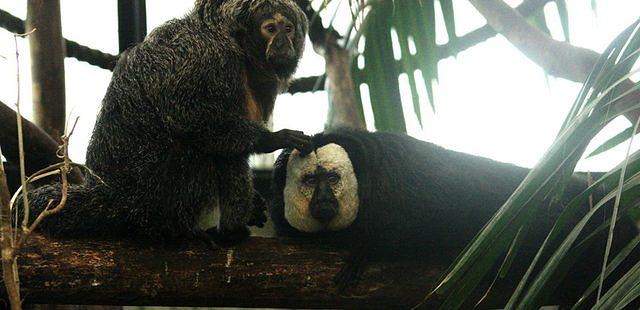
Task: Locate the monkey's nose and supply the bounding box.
[311,204,337,223]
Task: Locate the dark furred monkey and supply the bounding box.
[270,129,635,301]
[17,0,309,244]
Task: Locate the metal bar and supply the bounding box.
[117,0,147,53]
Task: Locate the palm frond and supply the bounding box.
[428,19,640,309]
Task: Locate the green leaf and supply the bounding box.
[350,55,366,126]
[554,0,570,42]
[593,256,640,309]
[363,1,406,132]
[439,0,457,51]
[393,1,423,125]
[572,234,640,309]
[587,127,634,158]
[439,223,519,309]
[612,280,640,309]
[431,19,640,309]
[474,226,528,308]
[515,180,640,308]
[411,0,437,111]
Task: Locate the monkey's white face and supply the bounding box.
[284,143,359,233]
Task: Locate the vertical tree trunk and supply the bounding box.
[324,40,365,130]
[26,0,66,140]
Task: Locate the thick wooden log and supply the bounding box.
[7,235,446,308]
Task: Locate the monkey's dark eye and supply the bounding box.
[303,175,318,187]
[265,24,277,34]
[285,25,293,33]
[327,173,340,185]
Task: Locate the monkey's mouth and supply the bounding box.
[268,58,298,77]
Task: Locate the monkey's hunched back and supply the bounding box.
[20,0,309,240]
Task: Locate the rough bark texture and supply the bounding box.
[3,235,448,308]
[26,0,66,140]
[293,0,365,130]
[324,39,365,130]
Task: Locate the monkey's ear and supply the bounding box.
[296,7,309,38]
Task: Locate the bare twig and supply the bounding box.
[0,27,77,310]
[0,30,39,310]
[0,147,21,310]
[17,118,78,248]
[14,32,34,233]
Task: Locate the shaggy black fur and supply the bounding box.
[17,0,308,242]
[270,129,637,304]
[272,129,583,249]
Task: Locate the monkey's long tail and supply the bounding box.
[14,181,122,237]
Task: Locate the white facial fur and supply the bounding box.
[284,143,359,232]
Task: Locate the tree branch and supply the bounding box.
[288,0,555,94]
[5,235,450,308]
[293,0,341,51]
[469,0,640,123]
[0,101,82,183]
[469,0,597,82]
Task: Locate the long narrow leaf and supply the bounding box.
[612,280,640,309]
[364,1,406,132]
[439,0,457,52]
[593,256,640,309]
[560,20,639,131]
[596,114,640,302]
[572,234,640,309]
[587,127,633,158]
[431,19,640,309]
[554,0,570,42]
[393,1,423,124]
[515,179,640,308]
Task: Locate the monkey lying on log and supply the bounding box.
[270,128,639,306]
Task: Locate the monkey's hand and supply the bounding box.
[254,129,312,154]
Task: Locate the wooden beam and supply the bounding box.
[7,235,446,308]
[26,0,66,140]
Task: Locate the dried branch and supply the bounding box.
[0,148,21,310]
[0,28,78,310]
[14,30,35,233]
[16,118,78,248]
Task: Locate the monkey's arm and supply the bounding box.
[122,29,309,156]
[164,110,311,155]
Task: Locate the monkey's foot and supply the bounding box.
[334,255,367,292]
[207,226,250,246]
[194,229,219,251]
[248,193,267,228]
